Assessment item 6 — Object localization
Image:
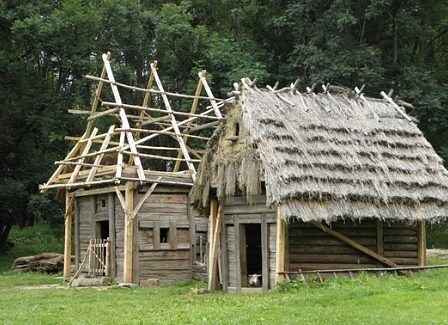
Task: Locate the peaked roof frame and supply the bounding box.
[40,52,227,191]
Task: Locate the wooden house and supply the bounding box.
[192,81,448,292]
[40,53,225,285]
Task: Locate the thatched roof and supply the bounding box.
[192,86,448,223]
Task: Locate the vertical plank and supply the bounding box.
[63,193,73,281]
[261,214,269,291]
[208,205,223,291]
[170,221,178,249]
[74,196,80,271]
[234,216,242,293]
[275,208,286,284]
[240,223,247,287]
[207,200,217,284]
[123,182,134,283]
[153,221,160,250]
[376,220,384,256]
[188,194,194,280]
[221,224,229,291]
[90,196,96,239]
[133,190,139,284]
[417,221,426,266]
[108,193,116,278]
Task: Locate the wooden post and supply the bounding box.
[208,205,223,291]
[207,200,217,285]
[123,182,134,283]
[275,208,286,284]
[261,214,269,291]
[63,192,74,281]
[417,221,426,266]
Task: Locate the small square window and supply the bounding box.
[160,228,169,244]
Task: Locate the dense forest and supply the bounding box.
[0,0,447,253]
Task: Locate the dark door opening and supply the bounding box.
[96,220,109,240]
[244,224,262,287]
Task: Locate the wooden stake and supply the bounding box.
[63,192,74,281]
[208,204,223,291]
[123,182,134,283]
[199,73,223,118]
[275,207,286,283]
[417,221,426,266]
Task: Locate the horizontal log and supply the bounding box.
[289,229,376,238]
[116,128,210,141]
[288,263,379,271]
[383,251,418,258]
[121,150,201,162]
[384,235,418,244]
[383,228,417,236]
[288,245,373,255]
[384,243,417,251]
[291,237,377,246]
[289,254,376,264]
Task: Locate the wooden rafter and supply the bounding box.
[102,54,145,182]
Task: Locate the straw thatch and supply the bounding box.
[192,86,448,223]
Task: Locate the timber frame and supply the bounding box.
[41,52,226,282]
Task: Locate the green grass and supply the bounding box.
[1,225,448,324]
[1,269,448,324]
[0,224,63,272]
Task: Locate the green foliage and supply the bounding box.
[0,0,447,251]
[0,224,64,272]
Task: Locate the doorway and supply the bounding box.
[241,224,262,287]
[96,220,109,240]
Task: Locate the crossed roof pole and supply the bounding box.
[40,52,225,191]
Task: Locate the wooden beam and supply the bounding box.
[174,72,204,172]
[208,200,217,288]
[417,221,426,266]
[199,73,223,118]
[85,74,226,101]
[127,177,161,223]
[221,219,229,291]
[208,204,223,291]
[275,208,286,283]
[309,221,399,268]
[123,182,134,283]
[86,125,115,183]
[150,63,196,180]
[234,215,242,293]
[68,128,99,185]
[63,192,74,281]
[85,52,110,136]
[102,54,145,182]
[261,214,269,291]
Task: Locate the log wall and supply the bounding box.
[288,220,419,271]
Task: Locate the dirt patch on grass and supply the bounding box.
[17,284,67,290]
[427,249,448,259]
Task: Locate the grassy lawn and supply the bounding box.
[1,270,448,324]
[1,225,448,324]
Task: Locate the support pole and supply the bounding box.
[123,182,134,283]
[208,204,223,291]
[207,200,218,287]
[63,192,74,281]
[275,207,286,284]
[417,221,426,266]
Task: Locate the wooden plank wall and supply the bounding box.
[288,219,418,271]
[222,195,277,291]
[76,196,93,267]
[137,188,192,286]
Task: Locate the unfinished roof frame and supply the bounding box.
[40,52,227,282]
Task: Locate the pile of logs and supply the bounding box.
[12,253,67,273]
